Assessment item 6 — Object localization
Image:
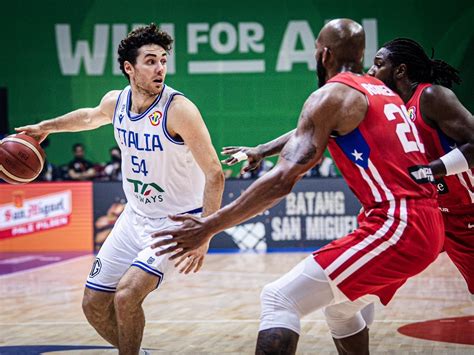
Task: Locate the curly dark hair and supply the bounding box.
[383,38,461,89]
[118,23,173,80]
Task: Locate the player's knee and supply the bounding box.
[82,289,109,322]
[360,303,375,327]
[260,281,301,334]
[324,305,366,339]
[114,286,142,313]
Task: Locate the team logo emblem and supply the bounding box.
[126,178,165,204]
[89,258,102,278]
[407,106,416,121]
[147,257,155,265]
[148,110,163,126]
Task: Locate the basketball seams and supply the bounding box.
[0,146,38,182]
[1,137,45,172]
[0,164,35,182]
[0,136,45,183]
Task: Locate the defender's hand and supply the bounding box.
[221,146,263,172]
[174,241,210,274]
[151,214,214,260]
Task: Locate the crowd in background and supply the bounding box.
[37,140,122,182]
[37,141,339,182]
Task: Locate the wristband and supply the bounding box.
[439,148,469,176]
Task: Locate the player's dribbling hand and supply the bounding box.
[15,124,49,143]
[174,241,210,274]
[221,146,263,172]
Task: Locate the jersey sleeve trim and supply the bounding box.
[112,90,124,126]
[127,84,166,121]
[162,92,185,145]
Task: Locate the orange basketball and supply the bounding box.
[0,133,46,184]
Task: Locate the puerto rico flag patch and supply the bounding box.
[149,110,162,126]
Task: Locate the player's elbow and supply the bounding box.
[272,169,298,197]
[205,165,225,187]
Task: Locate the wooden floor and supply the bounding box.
[0,252,473,354]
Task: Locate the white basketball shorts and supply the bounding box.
[86,204,201,293]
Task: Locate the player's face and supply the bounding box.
[129,44,168,96]
[367,48,396,91]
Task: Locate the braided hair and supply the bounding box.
[382,38,461,88]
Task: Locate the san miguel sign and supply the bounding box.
[0,190,72,239]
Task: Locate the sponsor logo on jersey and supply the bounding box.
[127,178,164,204]
[407,106,416,121]
[435,178,449,194]
[149,110,162,126]
[408,165,434,184]
[89,258,102,277]
[468,223,474,229]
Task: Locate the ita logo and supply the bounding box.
[127,178,164,204]
[149,110,162,126]
[407,106,416,121]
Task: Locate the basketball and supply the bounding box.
[0,133,46,184]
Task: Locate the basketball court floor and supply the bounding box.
[0,252,473,354]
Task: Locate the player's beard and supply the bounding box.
[317,57,327,88]
[383,72,397,93]
[134,73,162,97]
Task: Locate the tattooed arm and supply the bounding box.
[151,83,367,257]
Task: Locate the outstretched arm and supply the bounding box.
[151,83,364,258]
[421,86,474,178]
[15,90,120,142]
[221,129,296,171]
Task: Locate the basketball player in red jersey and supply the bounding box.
[151,19,444,354]
[367,38,474,298]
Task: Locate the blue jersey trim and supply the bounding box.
[131,261,164,288]
[112,90,124,126]
[127,85,166,121]
[85,284,116,293]
[86,281,116,290]
[181,207,203,215]
[162,93,185,145]
[436,127,458,153]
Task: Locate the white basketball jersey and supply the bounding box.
[113,85,205,218]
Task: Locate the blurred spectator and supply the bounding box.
[67,143,96,181]
[304,151,338,178]
[239,159,274,179]
[104,146,122,181]
[318,155,337,177]
[37,138,58,181]
[94,199,126,250]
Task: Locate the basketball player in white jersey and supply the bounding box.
[16,24,225,354]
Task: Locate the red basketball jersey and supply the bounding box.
[406,83,474,211]
[326,73,437,209]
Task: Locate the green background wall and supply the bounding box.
[1,0,472,169]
